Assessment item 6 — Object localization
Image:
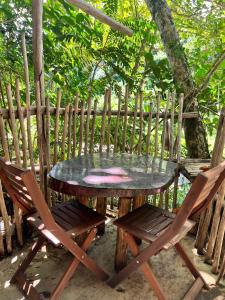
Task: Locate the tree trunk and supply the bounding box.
[144,0,210,158]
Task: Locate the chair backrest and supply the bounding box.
[171,160,225,232]
[0,157,55,228]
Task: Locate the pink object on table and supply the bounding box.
[83,175,132,185]
[89,167,128,176]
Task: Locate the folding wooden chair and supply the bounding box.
[108,161,225,300]
[0,158,109,300]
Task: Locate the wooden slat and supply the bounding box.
[61,104,69,160]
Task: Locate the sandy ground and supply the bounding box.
[0,218,225,300]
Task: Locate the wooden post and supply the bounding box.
[173,93,184,209]
[67,104,73,159]
[21,32,35,173]
[32,0,48,196]
[90,99,97,153]
[146,102,153,155]
[96,197,107,235]
[99,90,108,153]
[61,105,70,160]
[0,108,10,160]
[107,88,112,153]
[115,197,131,271]
[0,181,12,253]
[122,85,129,152]
[138,91,144,155]
[6,84,21,166]
[169,92,175,160]
[130,93,138,154]
[53,88,61,164]
[113,88,121,153]
[15,79,28,168]
[67,0,133,37]
[78,99,85,156]
[84,96,92,154]
[73,94,79,157]
[154,92,161,157]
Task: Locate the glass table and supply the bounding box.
[48,153,178,270]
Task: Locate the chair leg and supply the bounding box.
[175,243,209,290]
[50,227,98,300]
[11,236,45,284]
[10,236,45,300]
[124,232,167,300]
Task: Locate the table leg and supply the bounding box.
[96,197,107,235]
[76,196,89,245]
[115,197,131,271]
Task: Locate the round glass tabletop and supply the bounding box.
[48,153,178,197]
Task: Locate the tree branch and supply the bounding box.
[196,50,225,97]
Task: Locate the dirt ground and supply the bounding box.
[0,218,225,300]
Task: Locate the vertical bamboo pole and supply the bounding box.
[146,102,153,155]
[154,92,161,157]
[6,84,21,165]
[0,109,10,160]
[78,99,85,156]
[138,91,143,155]
[6,84,23,246]
[169,92,175,160]
[67,104,73,159]
[84,96,92,154]
[53,88,61,164]
[0,80,6,108]
[45,95,51,167]
[21,32,35,173]
[15,79,28,168]
[0,181,12,253]
[113,89,121,153]
[73,93,79,157]
[61,104,70,160]
[122,85,129,152]
[99,90,108,153]
[130,93,138,154]
[159,94,170,208]
[172,93,184,209]
[160,94,170,160]
[90,99,97,154]
[107,88,112,153]
[32,0,48,197]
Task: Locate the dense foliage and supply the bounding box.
[0,0,224,148]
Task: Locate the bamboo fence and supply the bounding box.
[0,79,189,254]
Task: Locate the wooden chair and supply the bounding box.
[0,157,109,300]
[108,161,225,300]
